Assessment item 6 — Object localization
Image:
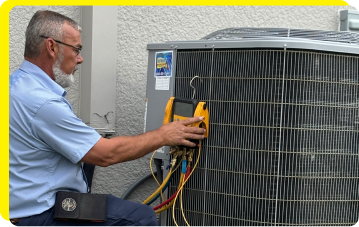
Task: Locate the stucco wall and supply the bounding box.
[9,5,356,209]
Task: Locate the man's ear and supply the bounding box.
[44,38,57,59]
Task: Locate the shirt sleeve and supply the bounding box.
[31,98,102,164]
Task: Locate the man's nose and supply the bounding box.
[77,53,84,64]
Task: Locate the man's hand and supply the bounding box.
[158,116,206,147]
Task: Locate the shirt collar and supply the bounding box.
[19,60,67,97]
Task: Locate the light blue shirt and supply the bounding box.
[9,60,101,219]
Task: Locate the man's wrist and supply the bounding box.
[155,125,167,147]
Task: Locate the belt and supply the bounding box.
[10,218,20,224]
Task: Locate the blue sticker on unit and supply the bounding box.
[155,51,173,77]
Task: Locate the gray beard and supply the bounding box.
[52,58,76,88]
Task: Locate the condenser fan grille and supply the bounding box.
[166,49,359,226]
[201,28,359,45]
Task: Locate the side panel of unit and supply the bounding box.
[145,49,177,160]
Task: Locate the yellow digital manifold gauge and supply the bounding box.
[163,97,209,138]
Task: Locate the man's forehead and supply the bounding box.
[63,23,81,40]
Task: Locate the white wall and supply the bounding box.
[9,5,356,206]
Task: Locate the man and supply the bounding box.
[9,10,205,226]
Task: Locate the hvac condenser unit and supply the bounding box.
[145,28,359,226]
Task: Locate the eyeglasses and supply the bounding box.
[40,35,82,56]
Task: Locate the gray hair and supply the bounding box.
[24,10,82,59]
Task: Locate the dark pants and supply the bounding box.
[14,194,158,226]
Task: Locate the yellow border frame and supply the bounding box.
[1,0,354,222]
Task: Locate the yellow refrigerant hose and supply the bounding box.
[143,161,175,204]
[155,172,185,214]
[173,140,202,226]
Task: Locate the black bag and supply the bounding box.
[54,191,107,222]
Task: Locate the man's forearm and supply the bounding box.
[82,117,205,167]
[108,129,166,163]
[82,128,165,167]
